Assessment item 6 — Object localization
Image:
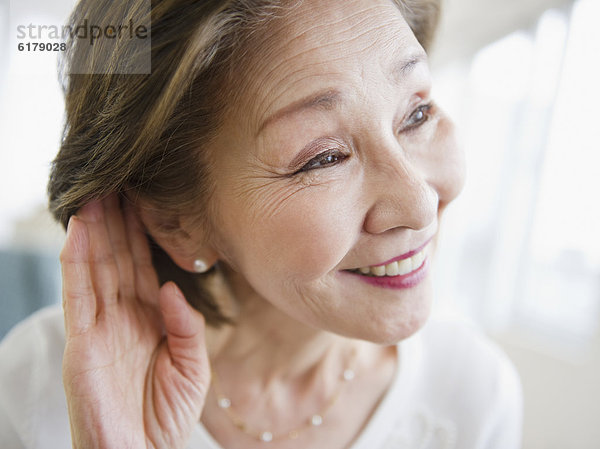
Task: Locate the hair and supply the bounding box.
[48,0,442,326]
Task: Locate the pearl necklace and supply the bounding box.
[211,349,357,443]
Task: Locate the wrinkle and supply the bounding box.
[229,174,309,222]
[259,17,401,99]
[240,3,409,132]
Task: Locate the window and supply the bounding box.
[433,0,600,357]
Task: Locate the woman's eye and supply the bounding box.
[298,150,347,172]
[403,103,433,131]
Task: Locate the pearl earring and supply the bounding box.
[193,259,210,273]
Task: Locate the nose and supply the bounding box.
[362,139,438,235]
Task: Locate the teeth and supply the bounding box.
[398,258,412,275]
[355,245,428,277]
[385,262,399,276]
[372,265,386,276]
[412,250,426,271]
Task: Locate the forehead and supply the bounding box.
[232,0,422,132]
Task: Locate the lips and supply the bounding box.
[350,239,431,278]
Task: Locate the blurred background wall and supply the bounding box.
[432,0,600,447]
[1,0,598,447]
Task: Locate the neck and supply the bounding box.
[208,267,356,385]
[201,267,397,446]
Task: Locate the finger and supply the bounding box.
[60,216,96,335]
[77,200,119,310]
[159,282,209,379]
[123,201,160,305]
[103,194,135,300]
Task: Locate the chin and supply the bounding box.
[331,288,433,346]
[361,276,435,345]
[371,302,432,346]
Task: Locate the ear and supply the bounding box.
[135,201,219,273]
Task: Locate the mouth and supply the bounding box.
[343,240,432,290]
[348,240,431,277]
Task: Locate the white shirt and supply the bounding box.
[0,306,522,448]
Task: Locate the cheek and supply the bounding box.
[217,174,363,287]
[265,191,359,279]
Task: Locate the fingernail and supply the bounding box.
[66,215,76,236]
[171,282,185,300]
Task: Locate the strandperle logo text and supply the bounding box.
[16,19,149,46]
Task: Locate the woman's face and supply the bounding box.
[203,0,465,344]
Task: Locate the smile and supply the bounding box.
[351,241,430,277]
[344,241,431,290]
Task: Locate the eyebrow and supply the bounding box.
[256,52,427,136]
[256,89,342,136]
[390,52,426,83]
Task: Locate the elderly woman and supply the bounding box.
[0,0,522,448]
